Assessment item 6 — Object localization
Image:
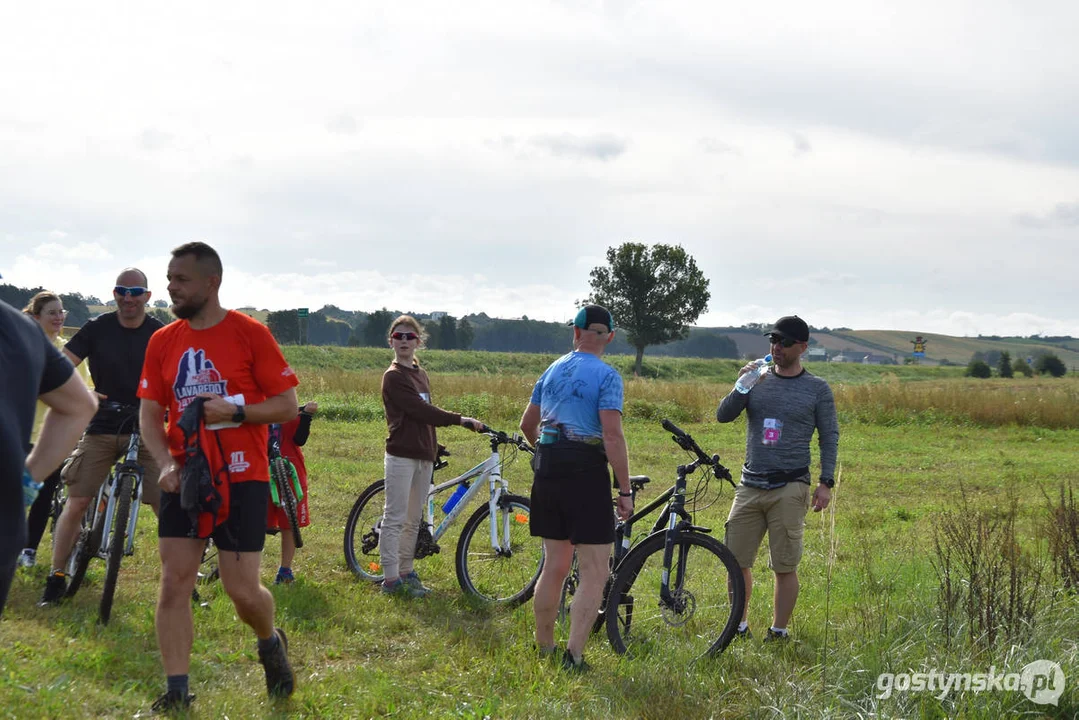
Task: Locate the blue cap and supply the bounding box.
[569,305,614,331]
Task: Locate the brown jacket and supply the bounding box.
[382,361,461,461]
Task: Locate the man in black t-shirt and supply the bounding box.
[0,300,97,615]
[39,267,166,607]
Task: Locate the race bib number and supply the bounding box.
[762,418,783,445]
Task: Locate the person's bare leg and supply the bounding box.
[156,538,204,675]
[566,543,611,661]
[50,496,90,570]
[533,539,573,651]
[741,568,753,623]
[218,550,276,638]
[772,570,799,629]
[280,532,296,570]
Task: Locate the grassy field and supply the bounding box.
[2,350,1077,718]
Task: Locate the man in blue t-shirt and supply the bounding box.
[519,304,632,670]
[0,299,97,615]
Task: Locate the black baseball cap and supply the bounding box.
[569,304,614,332]
[764,315,809,343]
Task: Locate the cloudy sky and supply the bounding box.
[2,1,1077,336]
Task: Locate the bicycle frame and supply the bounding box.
[606,422,732,605]
[426,434,511,550]
[96,429,143,559]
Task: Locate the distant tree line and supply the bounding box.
[966,349,1067,378]
[0,283,96,327]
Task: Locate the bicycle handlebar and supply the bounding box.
[661,418,734,486]
[479,425,535,454]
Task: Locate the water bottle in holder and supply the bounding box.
[442,482,470,513]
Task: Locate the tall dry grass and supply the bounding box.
[296,367,1079,429]
[835,376,1079,428]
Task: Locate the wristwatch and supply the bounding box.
[820,477,835,489]
[231,406,246,424]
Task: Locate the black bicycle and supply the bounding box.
[64,402,146,625]
[559,419,745,660]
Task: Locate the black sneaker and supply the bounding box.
[257,627,295,698]
[560,648,590,673]
[735,626,753,641]
[151,690,194,713]
[38,571,67,607]
[764,628,790,643]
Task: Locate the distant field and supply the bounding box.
[830,329,1079,367]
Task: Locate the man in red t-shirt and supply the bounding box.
[138,242,299,713]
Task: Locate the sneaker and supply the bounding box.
[560,648,590,673]
[274,567,295,585]
[257,628,295,698]
[151,690,195,713]
[399,571,430,596]
[764,628,790,643]
[17,549,36,568]
[38,571,67,607]
[734,626,753,641]
[381,578,425,599]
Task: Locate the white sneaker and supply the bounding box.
[17,549,36,568]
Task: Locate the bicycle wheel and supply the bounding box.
[454,494,543,605]
[344,477,455,585]
[271,457,303,549]
[344,479,387,580]
[605,530,744,660]
[66,503,105,598]
[99,473,134,625]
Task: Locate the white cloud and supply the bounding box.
[2,1,1079,337]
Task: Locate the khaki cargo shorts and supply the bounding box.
[61,433,162,506]
[724,481,811,574]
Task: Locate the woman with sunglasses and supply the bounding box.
[379,315,484,597]
[17,292,74,568]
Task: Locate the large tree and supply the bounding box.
[587,242,711,376]
[457,317,475,350]
[438,314,458,350]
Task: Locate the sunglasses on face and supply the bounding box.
[114,285,148,298]
[391,331,419,341]
[768,334,800,348]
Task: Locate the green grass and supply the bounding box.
[3,356,1078,718]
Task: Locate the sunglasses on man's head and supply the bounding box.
[768,334,800,348]
[114,285,148,298]
[391,331,419,341]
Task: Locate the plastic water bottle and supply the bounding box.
[22,468,43,507]
[442,482,470,513]
[734,354,773,394]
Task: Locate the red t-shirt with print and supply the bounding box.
[138,310,299,482]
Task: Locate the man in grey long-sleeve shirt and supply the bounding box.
[716,315,839,642]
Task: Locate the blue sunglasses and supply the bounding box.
[114,285,148,297]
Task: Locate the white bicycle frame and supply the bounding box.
[425,444,513,551]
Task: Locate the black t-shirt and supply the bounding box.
[0,302,73,515]
[65,311,164,434]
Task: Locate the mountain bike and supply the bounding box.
[64,402,146,625]
[269,423,303,549]
[559,419,745,660]
[344,426,542,606]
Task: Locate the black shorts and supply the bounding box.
[529,444,615,545]
[158,481,269,552]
